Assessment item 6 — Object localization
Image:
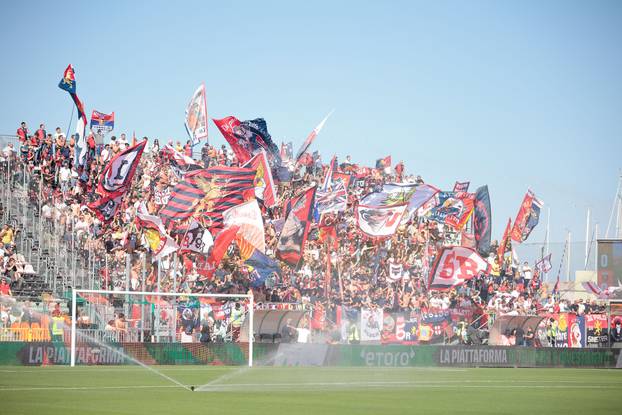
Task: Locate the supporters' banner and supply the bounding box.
[154,187,171,206]
[276,186,317,266]
[473,185,492,256]
[535,253,553,274]
[375,155,391,169]
[511,190,543,243]
[381,313,407,344]
[99,140,147,194]
[360,308,383,342]
[361,184,415,207]
[242,150,277,208]
[240,239,282,288]
[420,309,452,342]
[86,192,124,223]
[388,263,404,281]
[498,218,512,265]
[453,181,470,192]
[362,183,439,218]
[567,313,586,348]
[135,212,179,260]
[356,204,407,238]
[90,110,114,137]
[585,314,609,347]
[428,246,489,290]
[184,83,208,145]
[208,226,239,267]
[295,111,333,161]
[332,172,353,189]
[179,219,214,255]
[316,182,347,215]
[428,191,475,230]
[58,64,88,166]
[213,116,280,165]
[160,166,256,231]
[58,64,77,94]
[223,199,265,253]
[162,144,202,178]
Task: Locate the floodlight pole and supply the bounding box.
[70,287,77,367]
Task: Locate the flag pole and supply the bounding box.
[584,208,590,269]
[65,104,75,141]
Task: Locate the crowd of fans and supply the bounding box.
[0,120,610,341]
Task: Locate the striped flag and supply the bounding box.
[159,166,256,231]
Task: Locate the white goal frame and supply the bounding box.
[71,288,254,367]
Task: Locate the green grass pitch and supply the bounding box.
[1,366,621,414]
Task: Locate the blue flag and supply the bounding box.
[245,249,281,287]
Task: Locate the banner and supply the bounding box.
[90,110,114,138]
[316,182,347,215]
[428,246,489,290]
[223,199,265,253]
[58,64,77,94]
[388,263,404,281]
[361,183,439,217]
[453,181,470,192]
[135,212,179,260]
[428,191,474,230]
[535,253,553,274]
[511,190,543,243]
[154,187,171,206]
[240,240,282,287]
[162,144,202,178]
[356,204,407,238]
[98,140,147,194]
[294,111,332,161]
[498,218,512,265]
[160,166,256,231]
[375,155,391,170]
[58,64,87,166]
[242,150,277,208]
[179,219,214,255]
[185,83,208,145]
[276,186,317,266]
[87,192,124,223]
[585,314,609,347]
[213,116,280,165]
[473,185,491,256]
[360,308,383,342]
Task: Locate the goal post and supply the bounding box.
[70,288,254,367]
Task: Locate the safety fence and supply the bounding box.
[0,342,620,368]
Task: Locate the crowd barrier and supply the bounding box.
[1,342,620,368]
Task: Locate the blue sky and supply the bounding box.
[1,0,621,280]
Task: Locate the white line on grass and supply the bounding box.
[1,381,620,393]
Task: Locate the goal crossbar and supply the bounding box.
[71,288,254,367]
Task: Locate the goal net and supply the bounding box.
[70,289,254,367]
